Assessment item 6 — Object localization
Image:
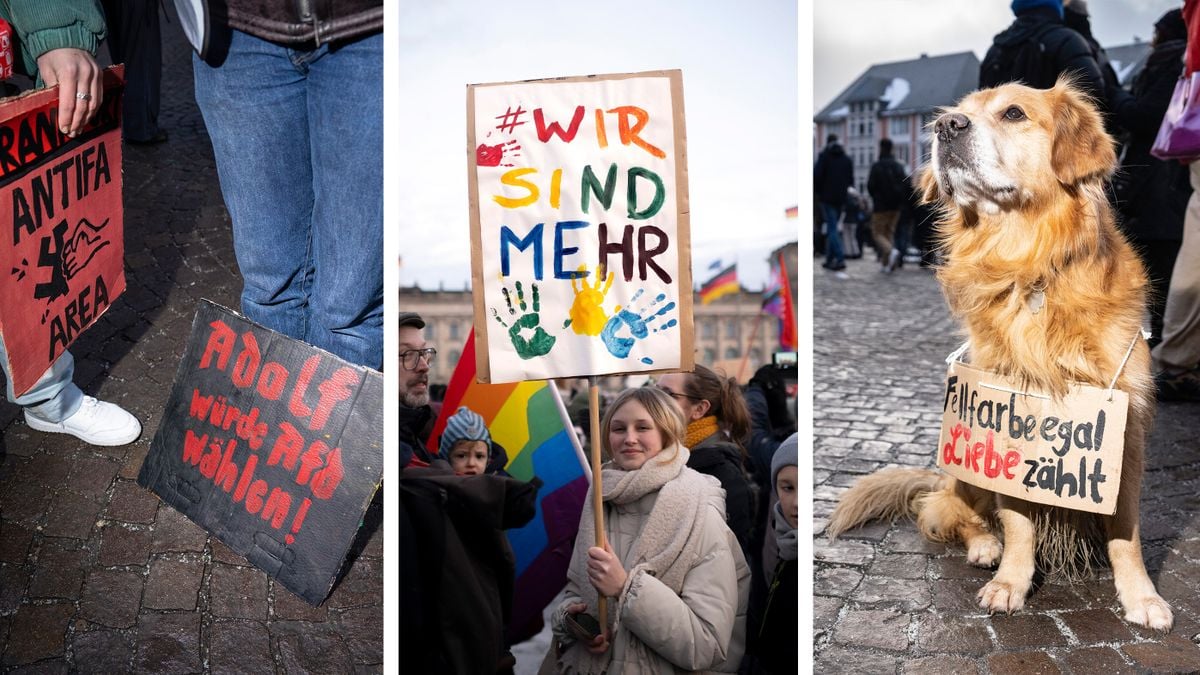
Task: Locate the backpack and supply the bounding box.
[980,23,1060,90]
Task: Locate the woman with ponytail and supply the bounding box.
[656,365,756,558]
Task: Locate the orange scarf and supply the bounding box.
[684,416,720,448]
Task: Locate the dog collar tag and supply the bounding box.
[1027,289,1045,315]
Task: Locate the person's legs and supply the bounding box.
[1154,166,1200,371]
[821,203,844,269]
[193,31,314,343]
[0,337,82,421]
[103,0,163,142]
[0,338,140,445]
[869,210,893,262]
[304,33,383,369]
[1151,163,1200,400]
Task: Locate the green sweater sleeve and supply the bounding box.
[3,0,106,75]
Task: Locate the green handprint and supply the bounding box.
[491,281,557,359]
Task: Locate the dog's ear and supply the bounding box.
[918,165,941,203]
[1050,81,1117,185]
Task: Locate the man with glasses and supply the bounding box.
[399,312,437,465]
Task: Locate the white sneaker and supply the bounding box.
[25,396,142,446]
[887,248,902,272]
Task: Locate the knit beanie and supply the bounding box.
[770,432,798,494]
[438,406,491,458]
[1012,0,1063,19]
[1156,8,1187,44]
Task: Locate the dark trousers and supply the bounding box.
[102,0,163,140]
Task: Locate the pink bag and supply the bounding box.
[1151,71,1200,162]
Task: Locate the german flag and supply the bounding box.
[699,263,738,304]
[785,205,799,219]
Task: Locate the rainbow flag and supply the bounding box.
[699,263,738,304]
[762,252,797,350]
[427,331,589,643]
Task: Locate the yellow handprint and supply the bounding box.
[565,265,614,336]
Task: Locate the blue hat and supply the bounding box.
[771,432,798,495]
[1012,0,1063,18]
[439,406,491,458]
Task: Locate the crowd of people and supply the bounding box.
[815,0,1200,402]
[398,310,799,673]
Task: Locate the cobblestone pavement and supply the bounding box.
[0,11,382,674]
[812,256,1200,674]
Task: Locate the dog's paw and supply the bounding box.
[977,578,1029,613]
[966,535,1002,567]
[1123,594,1174,632]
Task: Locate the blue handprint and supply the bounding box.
[600,289,678,363]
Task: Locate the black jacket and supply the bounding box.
[688,434,755,559]
[399,404,434,465]
[747,558,797,674]
[867,153,908,212]
[400,467,540,673]
[980,7,1106,103]
[223,0,383,44]
[814,143,854,207]
[1109,39,1191,242]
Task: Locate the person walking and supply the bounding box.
[814,134,854,273]
[867,138,909,272]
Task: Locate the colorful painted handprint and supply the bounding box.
[491,281,557,359]
[600,288,678,364]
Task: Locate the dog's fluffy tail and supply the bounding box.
[827,467,944,539]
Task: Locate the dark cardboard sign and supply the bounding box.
[138,300,383,605]
[0,67,126,396]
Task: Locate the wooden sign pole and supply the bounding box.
[588,375,608,629]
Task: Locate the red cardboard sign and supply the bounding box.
[0,67,125,395]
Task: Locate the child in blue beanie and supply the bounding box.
[439,406,492,476]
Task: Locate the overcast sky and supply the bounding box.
[395,1,798,293]
[814,0,1183,112]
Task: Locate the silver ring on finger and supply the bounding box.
[75,92,91,101]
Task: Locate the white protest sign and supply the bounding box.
[937,362,1127,515]
[467,70,693,384]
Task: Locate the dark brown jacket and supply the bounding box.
[224,0,382,45]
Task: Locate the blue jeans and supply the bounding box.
[0,336,83,422]
[193,30,383,369]
[820,202,845,268]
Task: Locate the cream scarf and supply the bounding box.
[560,444,716,673]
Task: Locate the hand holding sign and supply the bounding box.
[36,47,103,136]
[491,281,557,360]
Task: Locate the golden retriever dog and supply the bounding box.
[827,78,1171,631]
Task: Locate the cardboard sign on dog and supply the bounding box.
[467,70,693,384]
[937,362,1127,515]
[138,301,383,605]
[0,67,126,396]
